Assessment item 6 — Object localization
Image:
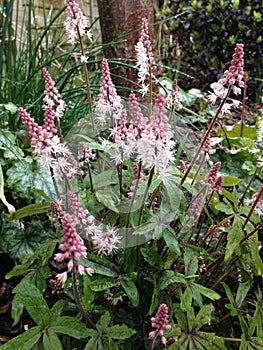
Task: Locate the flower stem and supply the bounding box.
[180,86,231,185]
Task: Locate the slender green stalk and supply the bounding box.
[72,263,95,328]
[138,167,155,226]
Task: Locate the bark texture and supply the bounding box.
[97,0,158,96]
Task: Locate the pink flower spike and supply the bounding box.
[64,0,92,44]
[149,303,171,345]
[96,58,123,125]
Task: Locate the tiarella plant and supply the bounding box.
[1,1,263,350]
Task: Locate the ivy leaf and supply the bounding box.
[119,275,139,307]
[225,216,243,261]
[106,325,137,340]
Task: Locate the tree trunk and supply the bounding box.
[97,0,158,96]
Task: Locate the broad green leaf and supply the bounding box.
[221,282,235,305]
[84,337,99,350]
[218,122,257,139]
[119,276,139,307]
[5,263,31,279]
[82,275,94,312]
[159,271,186,290]
[50,300,66,321]
[193,283,221,301]
[247,232,263,277]
[163,229,181,256]
[255,290,263,338]
[173,304,189,331]
[97,311,111,329]
[49,316,91,338]
[235,282,250,309]
[0,163,15,214]
[79,257,118,277]
[215,202,234,215]
[106,325,137,340]
[197,331,227,349]
[95,189,119,213]
[43,332,62,350]
[11,292,24,326]
[140,245,164,268]
[184,248,198,276]
[222,175,241,187]
[92,169,118,188]
[181,286,192,311]
[89,277,119,292]
[0,326,41,350]
[195,304,212,328]
[13,282,51,326]
[225,216,243,261]
[9,202,50,220]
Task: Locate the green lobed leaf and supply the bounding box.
[181,286,192,311]
[49,316,92,338]
[119,276,139,307]
[105,325,137,340]
[43,332,63,350]
[0,326,41,350]
[50,300,66,321]
[5,263,31,279]
[225,216,243,261]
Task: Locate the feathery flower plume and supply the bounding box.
[64,0,92,45]
[135,18,155,96]
[18,107,57,155]
[166,79,182,110]
[188,192,205,222]
[218,43,245,88]
[89,225,120,256]
[137,94,175,179]
[96,58,123,126]
[42,68,65,120]
[207,43,245,114]
[149,304,171,345]
[206,162,222,194]
[54,213,93,280]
